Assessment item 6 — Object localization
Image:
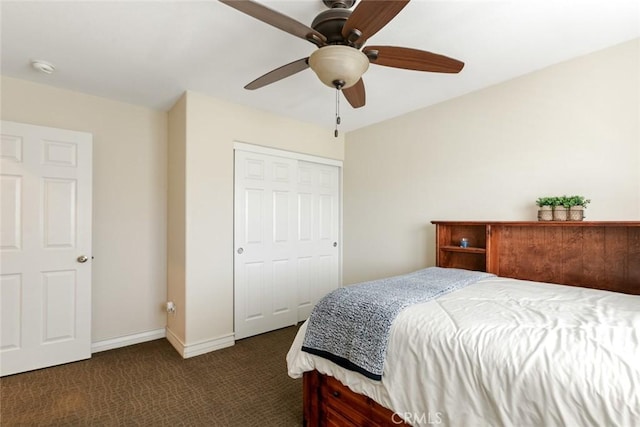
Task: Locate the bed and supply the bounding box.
[286,221,640,427]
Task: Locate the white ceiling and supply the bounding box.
[1,0,639,132]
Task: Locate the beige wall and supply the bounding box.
[167,93,187,343]
[4,38,637,353]
[167,91,343,351]
[343,39,640,285]
[1,76,168,343]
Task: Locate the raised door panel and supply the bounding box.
[0,274,22,350]
[43,178,77,248]
[1,175,21,250]
[296,256,314,317]
[42,270,77,342]
[243,261,265,321]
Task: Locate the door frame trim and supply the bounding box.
[234,141,343,168]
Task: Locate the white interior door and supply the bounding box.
[234,147,340,340]
[295,161,340,321]
[1,120,92,376]
[234,150,298,339]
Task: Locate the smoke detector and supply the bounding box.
[31,60,55,74]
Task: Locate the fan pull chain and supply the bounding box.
[334,87,341,138]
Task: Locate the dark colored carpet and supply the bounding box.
[0,325,303,426]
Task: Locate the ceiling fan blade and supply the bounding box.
[342,0,409,45]
[219,0,326,46]
[364,46,464,73]
[343,78,365,108]
[244,58,310,90]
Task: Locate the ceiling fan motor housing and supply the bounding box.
[311,8,352,45]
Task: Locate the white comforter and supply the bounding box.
[287,277,640,427]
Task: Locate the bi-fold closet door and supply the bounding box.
[234,146,340,340]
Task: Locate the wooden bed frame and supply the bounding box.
[302,221,640,427]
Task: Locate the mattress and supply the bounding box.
[286,276,640,427]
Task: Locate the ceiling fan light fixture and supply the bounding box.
[308,45,369,89]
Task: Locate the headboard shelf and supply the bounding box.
[432,221,640,295]
[432,220,640,227]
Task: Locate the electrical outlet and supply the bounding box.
[166,301,176,314]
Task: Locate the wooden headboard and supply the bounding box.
[432,221,640,295]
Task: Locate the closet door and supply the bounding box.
[234,151,298,340]
[296,161,340,321]
[234,147,340,339]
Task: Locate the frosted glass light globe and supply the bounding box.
[308,45,369,89]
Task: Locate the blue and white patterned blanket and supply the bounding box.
[301,267,494,380]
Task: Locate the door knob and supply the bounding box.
[237,248,244,254]
[77,255,88,263]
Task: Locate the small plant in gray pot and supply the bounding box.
[535,197,555,221]
[566,195,591,221]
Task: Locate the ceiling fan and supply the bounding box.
[219,0,465,110]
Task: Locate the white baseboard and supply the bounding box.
[91,328,166,353]
[165,327,235,358]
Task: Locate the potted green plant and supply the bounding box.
[566,195,591,221]
[535,197,554,221]
[552,196,569,221]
